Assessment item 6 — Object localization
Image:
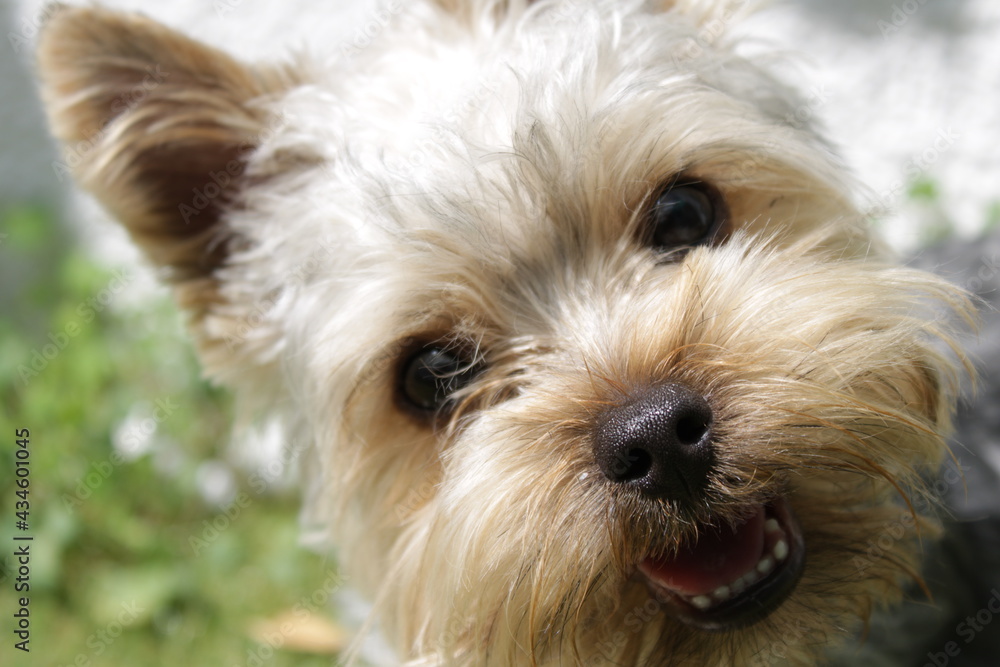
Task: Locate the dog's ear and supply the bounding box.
[37,5,300,377]
[37,5,296,281]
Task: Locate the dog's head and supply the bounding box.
[38,1,970,664]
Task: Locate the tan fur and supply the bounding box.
[36,2,973,665]
[356,233,969,665]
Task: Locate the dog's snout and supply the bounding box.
[593,383,715,502]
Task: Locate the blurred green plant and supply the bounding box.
[0,205,341,666]
[985,201,1000,233]
[906,175,955,245]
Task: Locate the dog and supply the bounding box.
[36,1,973,664]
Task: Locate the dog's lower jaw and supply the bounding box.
[637,496,806,632]
[377,515,924,667]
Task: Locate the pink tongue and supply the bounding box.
[641,506,766,597]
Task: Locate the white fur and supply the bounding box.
[37,1,971,665]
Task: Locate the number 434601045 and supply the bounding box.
[15,428,30,511]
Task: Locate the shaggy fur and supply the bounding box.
[37,1,971,665]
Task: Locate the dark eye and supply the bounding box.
[400,346,481,413]
[646,182,722,251]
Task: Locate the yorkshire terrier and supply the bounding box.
[37,1,971,664]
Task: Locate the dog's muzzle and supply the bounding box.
[593,383,806,630]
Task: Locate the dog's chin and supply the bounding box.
[636,497,806,631]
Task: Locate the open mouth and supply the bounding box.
[637,497,805,630]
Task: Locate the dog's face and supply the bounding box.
[38,1,968,664]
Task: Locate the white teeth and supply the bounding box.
[679,527,794,611]
[765,518,781,533]
[691,596,713,611]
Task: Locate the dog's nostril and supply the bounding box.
[618,448,653,482]
[676,414,709,447]
[593,383,715,502]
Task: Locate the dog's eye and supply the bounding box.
[400,346,480,413]
[646,182,722,251]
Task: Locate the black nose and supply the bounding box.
[593,383,715,502]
